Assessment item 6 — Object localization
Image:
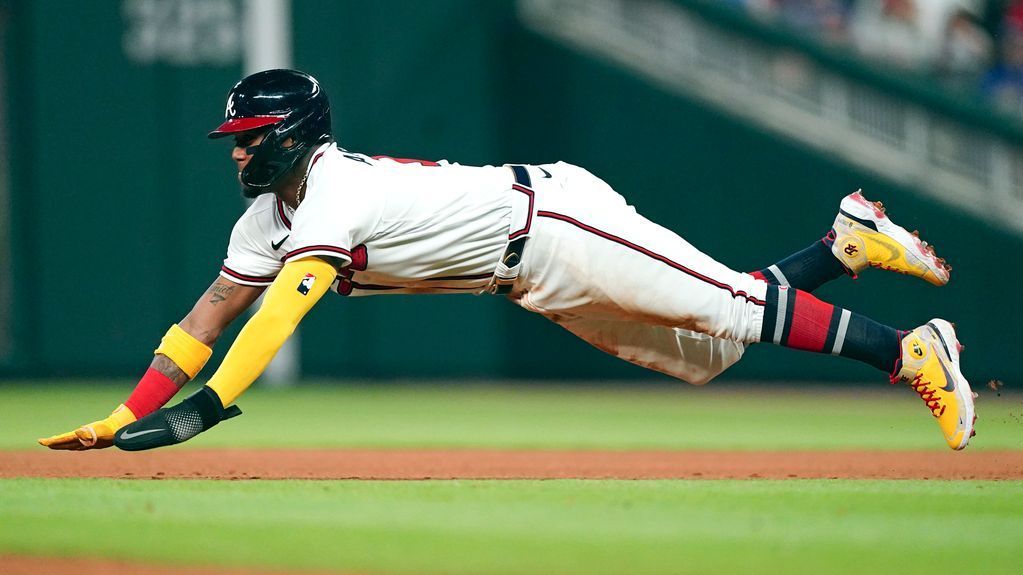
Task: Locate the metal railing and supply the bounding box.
[519,0,1023,235]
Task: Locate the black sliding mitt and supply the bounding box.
[114,385,241,451]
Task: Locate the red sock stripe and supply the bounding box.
[124,368,182,418]
[750,270,768,282]
[784,290,836,352]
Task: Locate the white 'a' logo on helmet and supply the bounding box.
[226,94,236,117]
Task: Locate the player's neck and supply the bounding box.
[273,170,303,210]
[275,181,301,210]
[274,151,314,210]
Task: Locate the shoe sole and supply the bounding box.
[839,192,950,285]
[927,319,975,450]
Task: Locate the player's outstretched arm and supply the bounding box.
[38,276,265,450]
[113,257,337,451]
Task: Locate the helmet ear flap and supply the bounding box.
[239,128,292,196]
[239,103,326,196]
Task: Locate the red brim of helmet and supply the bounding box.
[207,116,285,139]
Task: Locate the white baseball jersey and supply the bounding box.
[220,144,768,385]
[221,143,515,295]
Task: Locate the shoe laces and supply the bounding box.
[909,373,946,418]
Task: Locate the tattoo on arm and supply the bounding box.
[151,354,191,386]
[207,281,236,306]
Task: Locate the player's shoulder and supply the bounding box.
[230,193,287,239]
[235,193,277,223]
[315,145,446,170]
[302,146,380,196]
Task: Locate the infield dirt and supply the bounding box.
[3,448,1022,479]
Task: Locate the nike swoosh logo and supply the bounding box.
[271,235,290,251]
[938,360,956,392]
[537,167,552,178]
[119,428,166,440]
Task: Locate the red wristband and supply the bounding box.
[124,368,181,418]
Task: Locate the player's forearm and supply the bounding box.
[124,347,197,418]
[207,257,336,406]
[122,277,264,417]
[148,353,192,386]
[123,324,213,418]
[179,277,264,346]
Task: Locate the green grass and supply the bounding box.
[2,479,1021,575]
[3,382,1022,574]
[4,381,1022,451]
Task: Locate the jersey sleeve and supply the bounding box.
[220,205,284,286]
[282,165,380,268]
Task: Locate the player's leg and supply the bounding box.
[549,315,745,385]
[750,191,951,292]
[514,163,974,449]
[758,284,974,449]
[749,235,845,293]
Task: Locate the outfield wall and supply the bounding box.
[1,0,1019,383]
[0,1,9,364]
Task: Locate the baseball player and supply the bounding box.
[39,69,975,453]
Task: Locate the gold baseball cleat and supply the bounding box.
[831,191,951,286]
[892,319,976,450]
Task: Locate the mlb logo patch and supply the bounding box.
[297,273,316,295]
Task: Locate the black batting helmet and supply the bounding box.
[209,69,332,197]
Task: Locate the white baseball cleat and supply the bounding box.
[831,191,951,286]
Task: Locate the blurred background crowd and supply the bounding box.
[721,0,1023,117]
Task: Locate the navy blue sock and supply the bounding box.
[753,233,847,292]
[760,285,906,374]
[842,317,907,374]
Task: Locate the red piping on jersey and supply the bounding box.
[335,276,491,296]
[274,148,328,231]
[308,149,327,170]
[275,197,292,230]
[351,282,402,290]
[338,281,483,295]
[220,265,277,284]
[283,245,352,263]
[509,183,534,240]
[536,210,767,306]
[336,279,401,295]
[349,244,368,271]
[425,272,494,281]
[371,155,440,166]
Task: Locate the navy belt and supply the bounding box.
[492,165,534,295]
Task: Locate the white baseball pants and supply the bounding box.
[508,162,768,385]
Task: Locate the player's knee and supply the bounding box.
[682,369,718,386]
[671,329,745,385]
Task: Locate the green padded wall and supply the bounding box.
[3,1,1019,385]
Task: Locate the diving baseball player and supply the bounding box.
[40,69,976,453]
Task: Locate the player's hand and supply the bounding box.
[114,385,241,451]
[38,404,137,450]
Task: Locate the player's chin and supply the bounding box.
[237,174,261,198]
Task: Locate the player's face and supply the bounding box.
[232,130,265,180]
[230,129,297,191]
